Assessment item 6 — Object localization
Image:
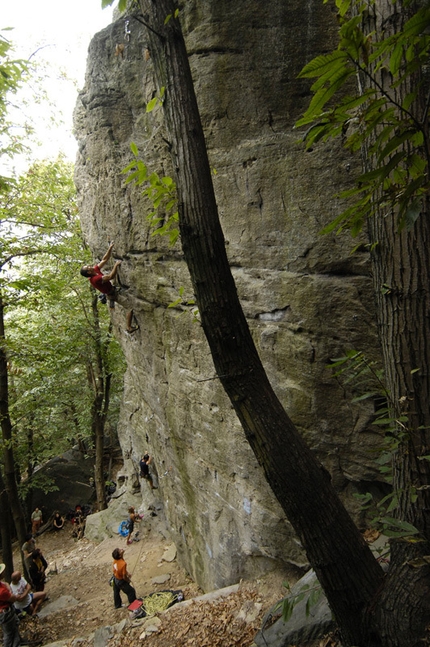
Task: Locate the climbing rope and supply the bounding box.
[142,591,179,616]
[129,522,146,579]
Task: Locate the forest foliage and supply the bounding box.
[296,0,430,236]
[0,33,125,500]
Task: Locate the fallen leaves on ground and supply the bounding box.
[119,585,263,647]
[62,584,267,647]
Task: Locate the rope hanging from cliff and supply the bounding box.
[129,528,146,579]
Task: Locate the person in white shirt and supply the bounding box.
[10,572,46,615]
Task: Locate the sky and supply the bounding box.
[1,0,115,172]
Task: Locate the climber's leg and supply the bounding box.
[126,310,139,333]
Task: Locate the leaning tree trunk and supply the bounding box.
[138,2,385,645]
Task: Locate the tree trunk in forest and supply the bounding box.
[368,196,430,644]
[137,2,386,645]
[0,466,14,580]
[0,291,30,567]
[87,294,112,511]
[357,2,430,643]
[24,414,35,519]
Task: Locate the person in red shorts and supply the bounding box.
[80,242,138,333]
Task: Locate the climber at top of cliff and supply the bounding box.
[80,242,138,334]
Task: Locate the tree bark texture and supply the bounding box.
[361,2,430,643]
[0,291,30,574]
[0,466,14,580]
[138,2,385,645]
[88,293,111,511]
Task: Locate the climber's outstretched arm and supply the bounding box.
[98,242,115,270]
[102,260,121,282]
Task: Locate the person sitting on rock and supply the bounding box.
[53,512,64,531]
[111,547,137,609]
[80,242,138,333]
[10,571,46,616]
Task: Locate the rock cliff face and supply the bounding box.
[74,0,383,592]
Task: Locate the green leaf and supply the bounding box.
[351,392,379,403]
[360,150,406,185]
[377,130,418,163]
[372,417,395,426]
[380,516,419,537]
[282,598,294,623]
[390,41,404,76]
[146,97,158,113]
[298,50,349,80]
[336,0,351,18]
[402,7,430,40]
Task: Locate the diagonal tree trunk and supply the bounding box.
[137,2,385,644]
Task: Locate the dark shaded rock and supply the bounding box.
[30,449,95,522]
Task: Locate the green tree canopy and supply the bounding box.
[1,158,125,493]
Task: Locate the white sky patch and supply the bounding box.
[1,0,115,172]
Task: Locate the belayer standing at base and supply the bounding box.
[112,548,137,609]
[80,242,138,333]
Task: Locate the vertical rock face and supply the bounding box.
[74,1,383,591]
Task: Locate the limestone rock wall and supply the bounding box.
[74,0,383,592]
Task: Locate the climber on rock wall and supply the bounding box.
[80,242,138,334]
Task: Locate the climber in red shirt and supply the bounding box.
[80,242,121,305]
[80,242,138,333]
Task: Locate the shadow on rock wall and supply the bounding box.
[29,449,96,524]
